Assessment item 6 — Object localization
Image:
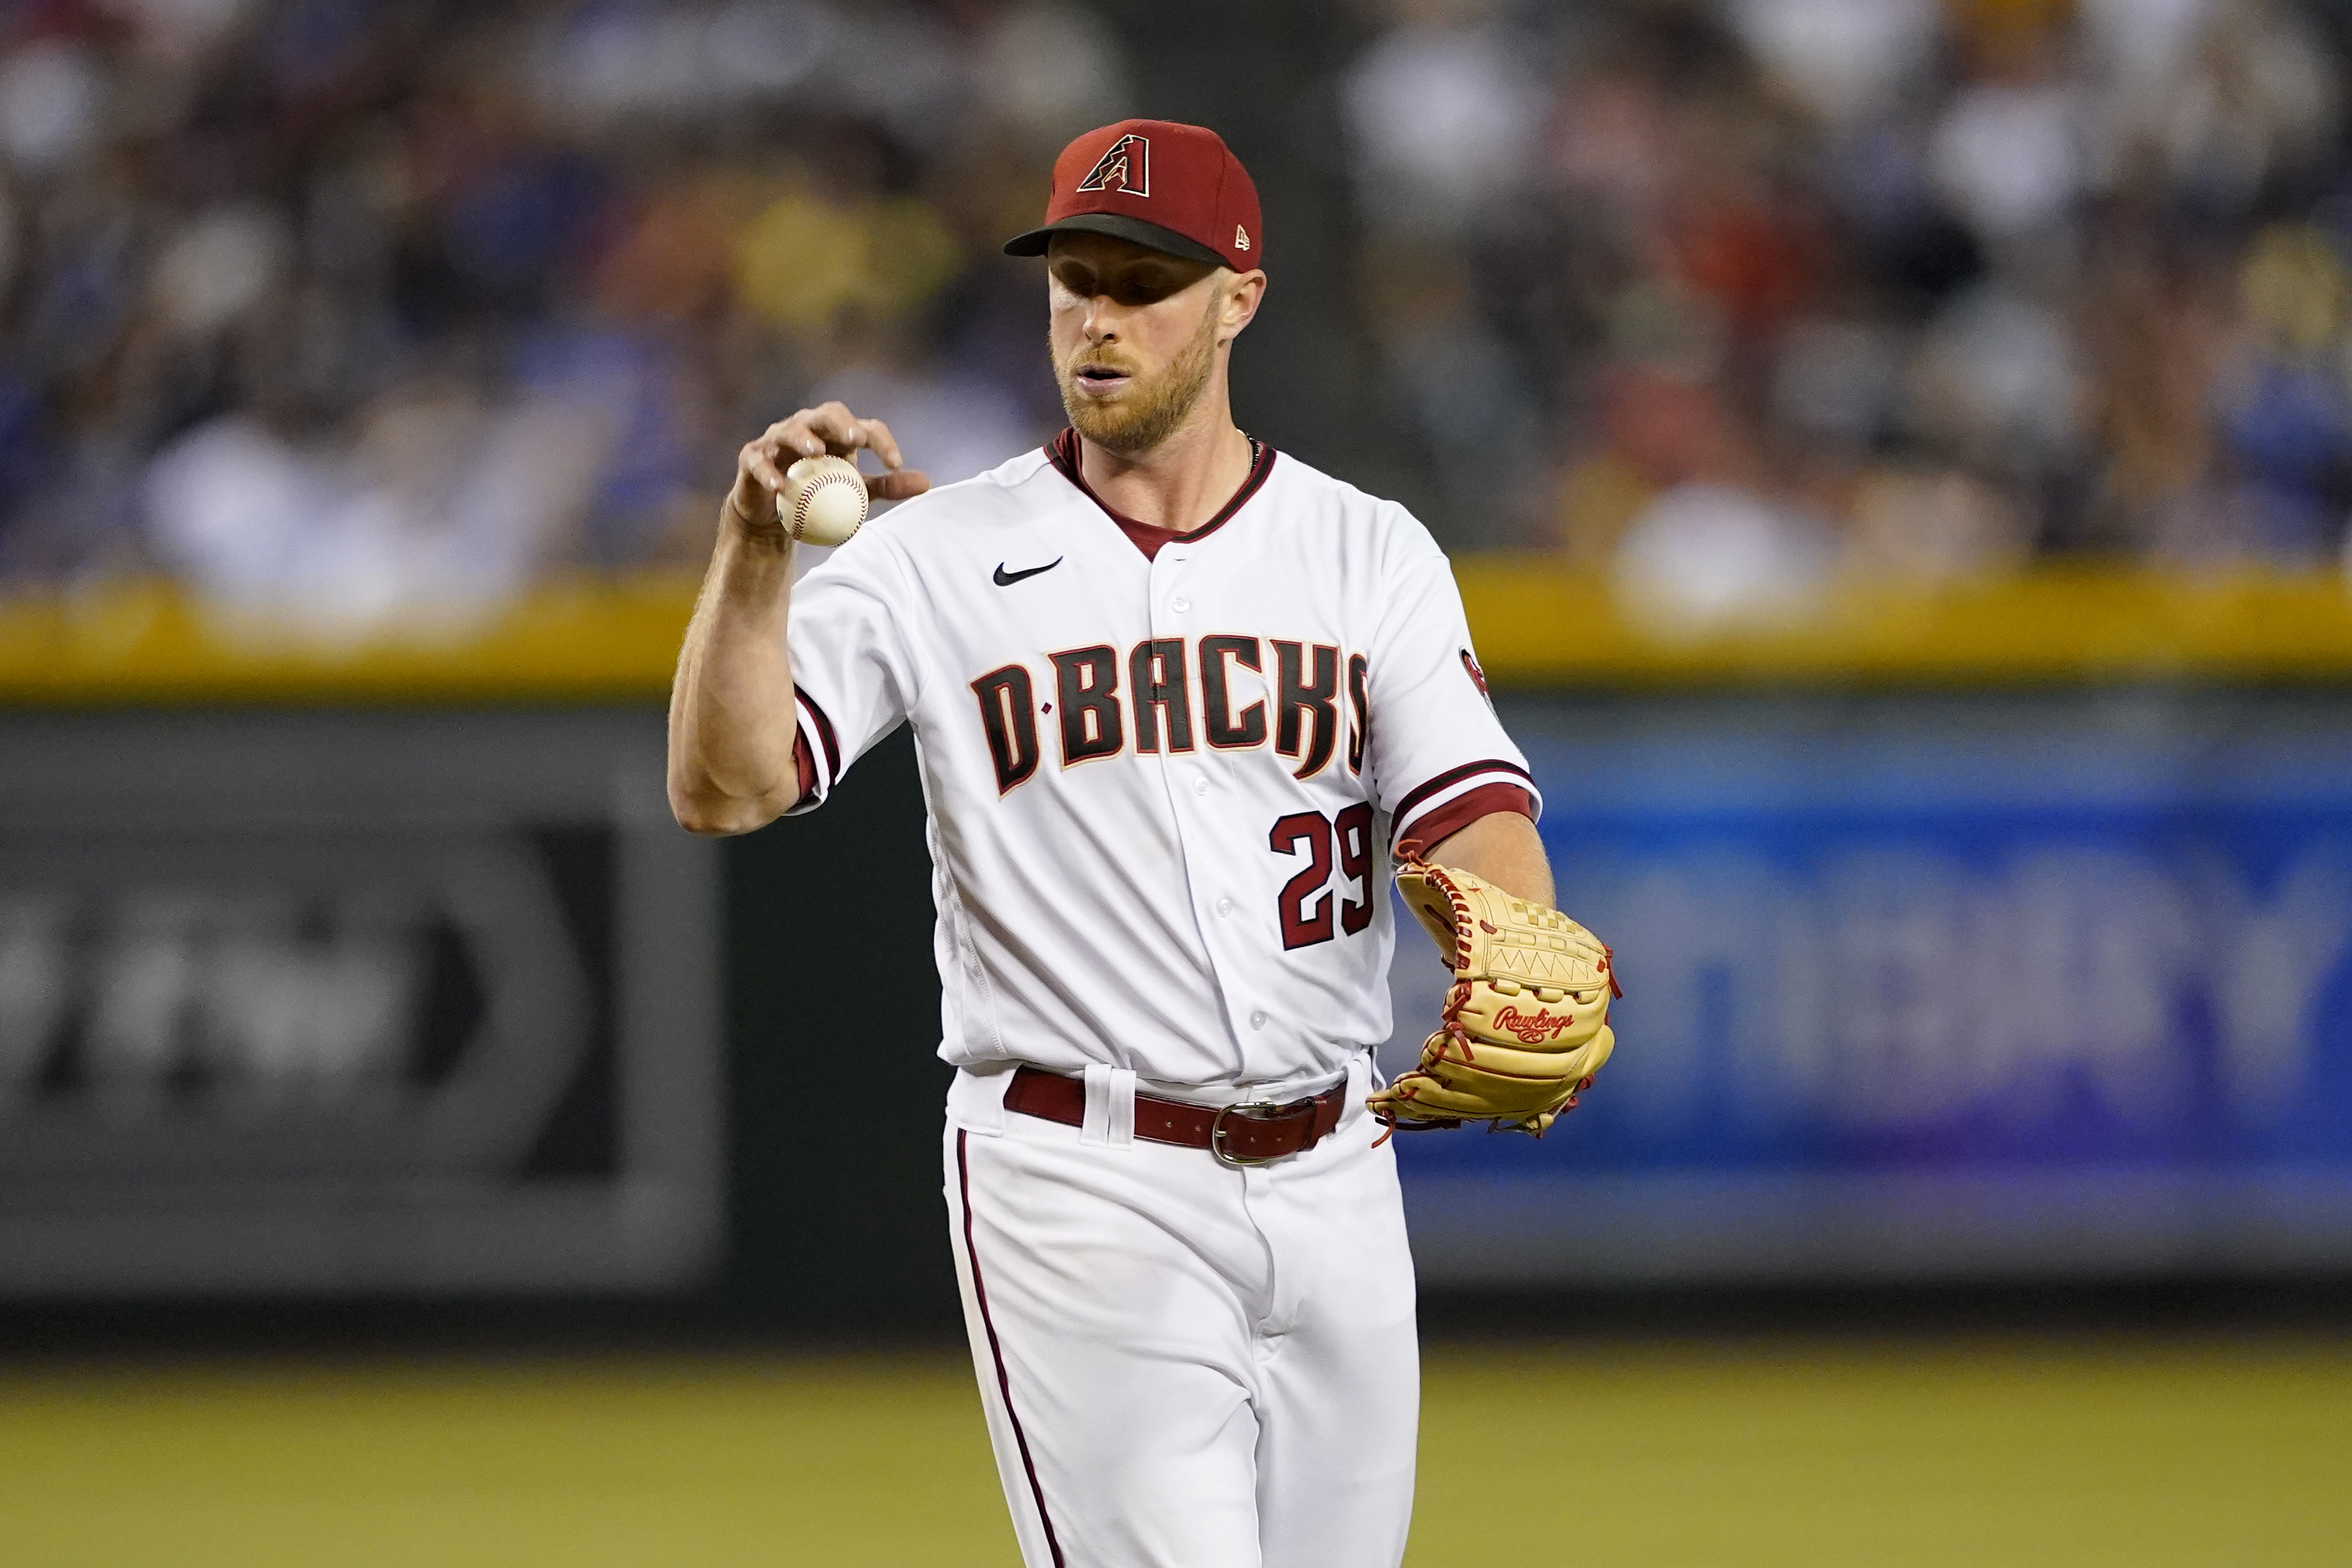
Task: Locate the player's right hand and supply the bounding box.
[730,401,932,529]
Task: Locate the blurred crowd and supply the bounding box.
[1346,0,2352,626]
[6,0,2352,636]
[0,0,1111,634]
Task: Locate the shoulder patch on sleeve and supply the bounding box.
[1460,648,1494,712]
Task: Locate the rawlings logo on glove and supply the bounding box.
[1491,1005,1575,1043]
[1367,850,1618,1137]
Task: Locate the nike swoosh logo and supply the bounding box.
[993,558,1063,586]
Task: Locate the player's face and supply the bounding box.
[1047,233,1228,454]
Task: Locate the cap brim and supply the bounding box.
[1002,212,1228,270]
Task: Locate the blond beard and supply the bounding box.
[1055,286,1222,455]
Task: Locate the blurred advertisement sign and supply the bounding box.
[0,712,718,1294]
[1393,692,2352,1286]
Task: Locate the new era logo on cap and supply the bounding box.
[1002,119,1264,274]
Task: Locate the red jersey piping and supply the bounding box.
[1044,426,1276,561]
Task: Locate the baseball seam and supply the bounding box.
[792,473,865,540]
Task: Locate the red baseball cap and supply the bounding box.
[1002,119,1263,273]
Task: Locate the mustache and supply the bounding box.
[1062,346,1142,378]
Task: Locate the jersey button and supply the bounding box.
[1216,897,1234,917]
[1249,1010,1268,1030]
[1191,777,1209,797]
[1171,596,1191,612]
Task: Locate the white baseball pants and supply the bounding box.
[942,1056,1418,1568]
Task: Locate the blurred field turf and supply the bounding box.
[0,1337,2344,1567]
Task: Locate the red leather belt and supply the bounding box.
[1005,1066,1349,1168]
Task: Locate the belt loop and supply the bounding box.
[1081,1065,1138,1149]
[1106,1068,1137,1148]
[1080,1064,1113,1146]
[948,1063,1015,1136]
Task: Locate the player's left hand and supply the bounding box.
[1368,852,1618,1137]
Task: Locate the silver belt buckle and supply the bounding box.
[1210,1099,1285,1169]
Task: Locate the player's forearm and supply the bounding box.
[1426,810,1554,907]
[667,515,803,834]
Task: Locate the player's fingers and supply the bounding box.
[867,468,930,501]
[858,419,906,470]
[801,401,870,455]
[760,417,826,462]
[742,441,789,496]
[759,416,832,462]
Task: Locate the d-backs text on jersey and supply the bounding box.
[971,636,1370,794]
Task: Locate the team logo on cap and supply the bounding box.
[1075,133,1149,197]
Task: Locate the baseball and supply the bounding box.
[777,454,868,546]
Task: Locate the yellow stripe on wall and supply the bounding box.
[0,576,701,705]
[1460,559,2352,687]
[5,565,2352,704]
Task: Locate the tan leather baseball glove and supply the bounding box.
[1368,853,1618,1137]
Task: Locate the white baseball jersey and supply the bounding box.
[780,430,1533,1091]
[786,430,1533,1568]
[784,431,1538,1099]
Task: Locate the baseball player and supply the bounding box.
[669,120,1616,1567]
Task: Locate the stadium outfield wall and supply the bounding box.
[2,566,2350,1308]
[7,564,2352,701]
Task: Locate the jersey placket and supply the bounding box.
[1146,538,1265,1082]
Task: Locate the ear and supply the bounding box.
[1216,270,1267,345]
